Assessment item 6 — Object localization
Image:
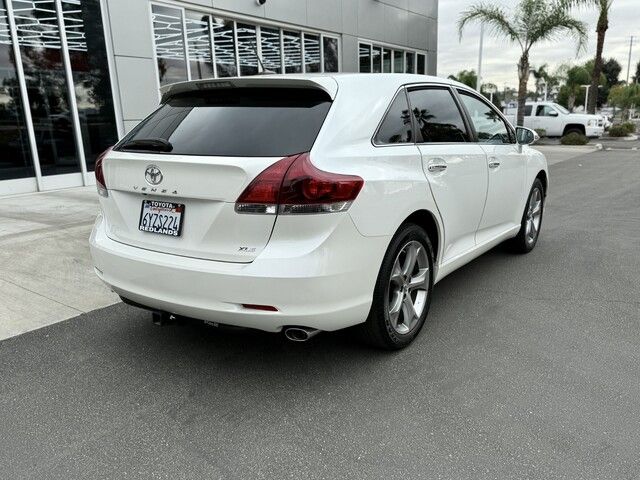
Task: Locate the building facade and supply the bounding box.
[0,0,438,196]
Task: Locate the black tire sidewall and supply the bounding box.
[517,179,544,252]
[366,224,434,349]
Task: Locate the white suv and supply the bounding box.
[90,74,548,349]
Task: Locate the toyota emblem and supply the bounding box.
[145,165,163,185]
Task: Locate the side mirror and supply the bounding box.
[516,126,538,146]
[548,110,559,117]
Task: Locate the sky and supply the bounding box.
[437,0,639,89]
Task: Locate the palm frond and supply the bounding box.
[457,2,522,47]
[526,3,588,54]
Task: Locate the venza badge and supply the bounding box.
[145,165,163,185]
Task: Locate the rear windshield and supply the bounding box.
[116,87,332,157]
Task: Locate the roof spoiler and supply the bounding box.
[159,76,339,104]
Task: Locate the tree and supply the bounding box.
[447,70,478,89]
[608,83,640,118]
[458,0,588,126]
[557,64,591,110]
[633,61,640,84]
[566,1,613,114]
[602,58,622,87]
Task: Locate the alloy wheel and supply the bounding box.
[525,187,543,246]
[387,240,430,334]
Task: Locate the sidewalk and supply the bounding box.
[0,187,118,340]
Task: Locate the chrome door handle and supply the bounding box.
[488,158,501,169]
[428,164,448,173]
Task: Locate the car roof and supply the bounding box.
[160,74,465,103]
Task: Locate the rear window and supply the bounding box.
[117,88,332,157]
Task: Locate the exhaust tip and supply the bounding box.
[284,327,321,342]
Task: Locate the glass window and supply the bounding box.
[374,91,413,144]
[536,105,557,116]
[212,17,236,77]
[372,46,382,73]
[261,27,281,73]
[303,33,320,73]
[458,91,512,144]
[236,23,259,76]
[151,5,187,86]
[0,0,33,180]
[283,30,301,74]
[408,88,469,143]
[405,52,415,73]
[382,49,392,73]
[417,54,426,75]
[358,43,371,73]
[185,11,213,81]
[119,88,331,158]
[393,50,404,73]
[13,0,80,176]
[61,0,118,171]
[524,105,533,116]
[323,36,338,72]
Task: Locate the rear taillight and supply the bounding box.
[95,147,112,198]
[235,153,363,215]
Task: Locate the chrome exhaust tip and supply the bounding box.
[284,327,321,342]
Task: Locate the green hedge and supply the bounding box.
[560,132,589,145]
[608,125,629,137]
[621,122,636,134]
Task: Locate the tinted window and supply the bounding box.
[536,105,556,116]
[408,88,469,143]
[118,88,331,157]
[374,92,413,144]
[524,105,533,116]
[458,92,512,144]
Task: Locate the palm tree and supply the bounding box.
[458,0,588,126]
[567,0,613,114]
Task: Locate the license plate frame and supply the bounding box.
[138,200,185,237]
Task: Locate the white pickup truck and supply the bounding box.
[504,101,604,138]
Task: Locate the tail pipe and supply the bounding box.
[284,326,321,342]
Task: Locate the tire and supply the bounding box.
[509,179,544,254]
[360,223,434,350]
[564,127,584,137]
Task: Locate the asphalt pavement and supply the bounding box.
[1,148,639,479]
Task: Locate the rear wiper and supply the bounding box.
[119,138,173,152]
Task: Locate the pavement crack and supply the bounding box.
[0,278,84,314]
[477,288,640,307]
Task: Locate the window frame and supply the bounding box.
[454,88,517,145]
[406,85,473,145]
[371,87,416,147]
[149,1,341,102]
[357,39,427,74]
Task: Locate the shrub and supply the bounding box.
[621,122,636,134]
[534,128,547,138]
[560,132,589,145]
[608,125,628,137]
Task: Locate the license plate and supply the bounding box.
[138,200,184,237]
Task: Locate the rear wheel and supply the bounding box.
[360,224,434,350]
[510,179,544,253]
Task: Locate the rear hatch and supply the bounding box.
[100,81,334,263]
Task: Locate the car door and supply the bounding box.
[535,104,563,136]
[456,90,526,244]
[407,86,488,264]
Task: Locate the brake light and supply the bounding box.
[235,152,363,215]
[95,147,112,198]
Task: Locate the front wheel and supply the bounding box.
[360,224,434,350]
[509,179,544,253]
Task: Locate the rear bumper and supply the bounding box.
[90,214,389,332]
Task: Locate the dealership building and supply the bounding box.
[0,0,438,196]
